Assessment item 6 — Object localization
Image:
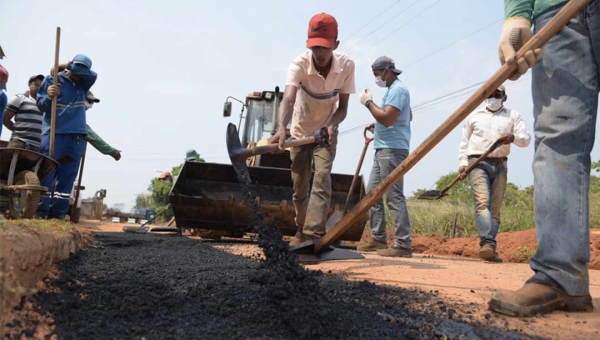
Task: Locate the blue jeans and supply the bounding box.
[37,134,86,218]
[367,149,411,248]
[529,1,599,296]
[468,158,507,248]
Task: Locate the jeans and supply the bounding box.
[529,1,599,296]
[468,157,507,248]
[367,148,411,248]
[290,133,337,237]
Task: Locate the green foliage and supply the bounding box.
[134,157,205,222]
[407,164,600,237]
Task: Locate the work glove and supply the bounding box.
[48,84,61,99]
[50,63,68,75]
[359,89,373,107]
[366,123,375,133]
[498,17,543,80]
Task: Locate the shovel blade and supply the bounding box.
[417,190,447,200]
[289,239,364,263]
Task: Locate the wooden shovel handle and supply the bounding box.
[342,128,373,213]
[442,140,504,194]
[50,27,61,159]
[316,0,593,253]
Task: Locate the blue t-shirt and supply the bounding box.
[374,79,411,150]
[0,90,7,138]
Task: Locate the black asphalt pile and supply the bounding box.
[4,232,542,340]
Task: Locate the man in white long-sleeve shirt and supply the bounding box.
[458,85,531,262]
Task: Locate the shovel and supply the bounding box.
[325,124,374,232]
[418,139,504,200]
[226,122,329,184]
[290,0,592,258]
[123,204,171,234]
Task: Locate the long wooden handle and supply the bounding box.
[236,136,316,160]
[49,27,61,159]
[73,142,87,215]
[441,140,503,194]
[342,140,371,213]
[316,0,592,252]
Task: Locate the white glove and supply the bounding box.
[498,17,543,81]
[359,89,373,107]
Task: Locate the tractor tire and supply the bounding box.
[9,171,41,219]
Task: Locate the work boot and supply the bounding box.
[357,238,388,252]
[289,229,306,246]
[489,281,594,317]
[377,244,412,258]
[479,243,502,263]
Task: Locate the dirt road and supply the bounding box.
[4,221,599,339]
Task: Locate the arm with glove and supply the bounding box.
[499,0,542,80]
[359,88,401,127]
[85,124,122,160]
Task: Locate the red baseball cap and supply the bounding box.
[307,13,338,49]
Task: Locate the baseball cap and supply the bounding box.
[186,149,200,161]
[371,56,402,75]
[72,54,92,69]
[86,91,100,103]
[158,171,172,180]
[497,85,506,93]
[307,13,338,49]
[28,74,44,85]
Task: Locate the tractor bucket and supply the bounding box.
[168,160,368,241]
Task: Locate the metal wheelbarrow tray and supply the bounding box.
[169,161,368,241]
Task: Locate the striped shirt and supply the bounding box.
[5,93,43,147]
[286,51,355,138]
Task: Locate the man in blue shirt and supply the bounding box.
[36,54,97,219]
[357,56,413,257]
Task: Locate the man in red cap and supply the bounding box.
[269,13,356,245]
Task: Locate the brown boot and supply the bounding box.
[479,243,502,262]
[357,239,388,252]
[377,245,412,258]
[489,282,594,317]
[289,229,306,246]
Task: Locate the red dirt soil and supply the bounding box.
[355,228,600,270]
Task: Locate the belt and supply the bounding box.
[468,155,507,162]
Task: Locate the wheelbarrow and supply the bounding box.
[0,142,59,219]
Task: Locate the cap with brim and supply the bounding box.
[29,75,44,84]
[86,91,100,103]
[497,85,506,93]
[306,13,338,49]
[371,56,402,75]
[186,149,200,161]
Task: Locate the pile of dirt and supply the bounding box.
[4,233,539,339]
[0,226,90,331]
[357,229,600,269]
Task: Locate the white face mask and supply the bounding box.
[374,70,388,88]
[485,97,503,111]
[85,101,94,110]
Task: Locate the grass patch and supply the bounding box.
[0,218,75,236]
[508,247,537,262]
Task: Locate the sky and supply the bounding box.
[2,0,599,211]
